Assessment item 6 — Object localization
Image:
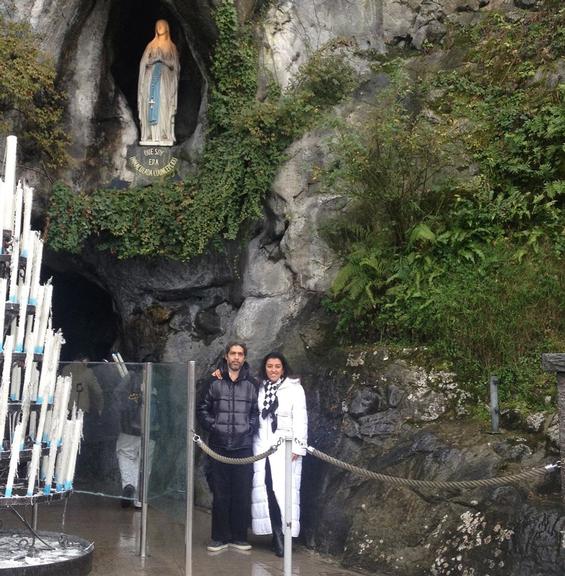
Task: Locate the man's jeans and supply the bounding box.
[209,446,253,543]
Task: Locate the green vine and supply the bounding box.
[324,5,565,411]
[45,0,357,260]
[0,15,67,169]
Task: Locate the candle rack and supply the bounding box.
[0,136,92,574]
[0,255,27,280]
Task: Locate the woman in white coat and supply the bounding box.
[251,352,308,557]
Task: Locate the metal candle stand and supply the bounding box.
[0,136,93,574]
[0,440,93,574]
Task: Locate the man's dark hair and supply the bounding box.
[260,352,291,381]
[225,341,248,356]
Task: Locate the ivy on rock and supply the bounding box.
[45,0,357,261]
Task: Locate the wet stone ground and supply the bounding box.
[0,494,369,576]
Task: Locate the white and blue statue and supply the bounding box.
[138,19,180,146]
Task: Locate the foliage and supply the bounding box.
[325,5,565,411]
[289,37,358,108]
[46,0,358,260]
[0,15,67,168]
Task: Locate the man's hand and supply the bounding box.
[292,453,300,461]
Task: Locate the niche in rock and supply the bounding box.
[44,269,119,362]
[108,0,204,144]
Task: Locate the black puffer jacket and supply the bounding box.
[197,363,259,451]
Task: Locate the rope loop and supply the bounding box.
[193,432,556,491]
[196,437,281,465]
[305,444,555,490]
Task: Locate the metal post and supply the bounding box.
[284,434,293,576]
[542,354,565,505]
[185,361,196,576]
[489,375,500,433]
[140,363,153,558]
[277,408,293,576]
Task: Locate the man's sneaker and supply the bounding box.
[207,541,228,552]
[230,541,252,551]
[121,484,135,508]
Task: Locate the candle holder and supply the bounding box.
[0,136,93,574]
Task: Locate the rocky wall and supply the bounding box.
[7,0,559,573]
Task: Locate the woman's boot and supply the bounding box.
[272,525,284,557]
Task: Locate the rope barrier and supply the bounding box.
[193,434,282,465]
[193,433,559,490]
[304,443,558,490]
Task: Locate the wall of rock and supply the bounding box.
[14,0,538,373]
[8,0,562,573]
[301,347,565,575]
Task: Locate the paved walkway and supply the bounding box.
[10,494,366,576]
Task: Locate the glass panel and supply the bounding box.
[57,360,191,565]
[147,363,188,523]
[57,361,146,500]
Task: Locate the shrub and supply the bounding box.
[325,6,565,410]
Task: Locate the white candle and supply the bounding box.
[15,244,33,351]
[42,410,52,443]
[5,420,23,496]
[0,278,6,350]
[29,410,37,440]
[34,394,50,446]
[29,285,44,351]
[43,440,58,494]
[55,419,73,491]
[65,410,83,489]
[20,390,32,436]
[8,238,20,302]
[13,181,23,242]
[30,363,40,402]
[3,181,13,234]
[41,454,48,481]
[19,350,36,434]
[3,136,17,232]
[50,376,70,445]
[43,379,68,491]
[29,233,43,305]
[47,379,65,444]
[45,331,63,405]
[21,184,33,257]
[0,334,14,449]
[10,364,21,401]
[112,353,128,377]
[26,441,43,496]
[36,329,57,404]
[23,313,35,358]
[34,282,52,353]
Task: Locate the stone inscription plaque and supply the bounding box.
[129,147,178,177]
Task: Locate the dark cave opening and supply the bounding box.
[44,268,120,362]
[108,0,204,144]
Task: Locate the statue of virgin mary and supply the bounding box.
[138,20,180,146]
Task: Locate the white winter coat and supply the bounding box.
[251,377,308,536]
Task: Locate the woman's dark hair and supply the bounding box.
[260,352,291,381]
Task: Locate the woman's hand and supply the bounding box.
[211,368,222,379]
[292,453,300,461]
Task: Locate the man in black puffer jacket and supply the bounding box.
[197,341,259,552]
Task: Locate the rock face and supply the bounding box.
[301,347,565,576]
[12,0,504,369]
[9,1,562,574]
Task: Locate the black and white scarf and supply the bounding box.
[262,377,285,432]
